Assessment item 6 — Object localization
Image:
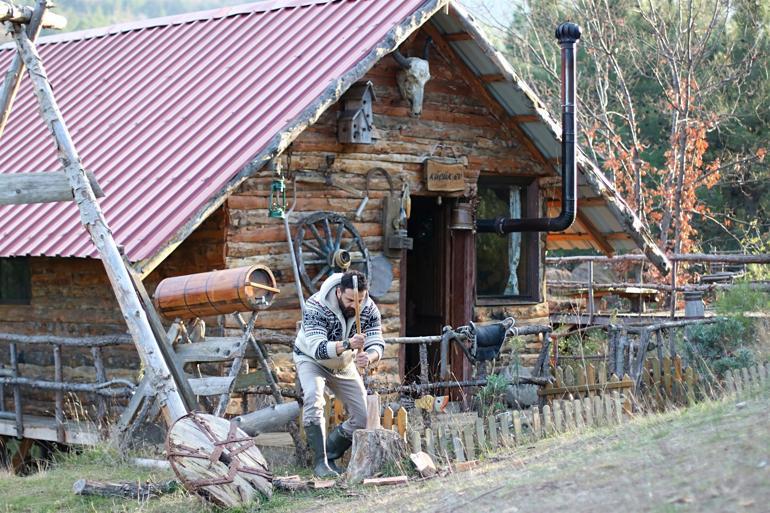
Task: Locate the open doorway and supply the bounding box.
[401,197,475,385]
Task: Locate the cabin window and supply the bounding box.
[0,257,31,305]
[476,178,540,302]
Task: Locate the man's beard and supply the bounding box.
[337,297,356,319]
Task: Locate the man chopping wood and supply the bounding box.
[293,270,384,477]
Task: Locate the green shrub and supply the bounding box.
[477,373,508,417]
[686,317,757,376]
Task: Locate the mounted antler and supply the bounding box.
[392,49,410,69]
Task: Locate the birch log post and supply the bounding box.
[0,1,66,30]
[0,0,44,138]
[10,23,187,423]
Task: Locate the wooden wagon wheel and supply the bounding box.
[294,211,371,294]
[166,413,272,507]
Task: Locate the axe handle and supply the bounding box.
[353,276,364,376]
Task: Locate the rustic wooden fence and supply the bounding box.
[324,361,767,467]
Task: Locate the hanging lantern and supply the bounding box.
[268,161,286,219]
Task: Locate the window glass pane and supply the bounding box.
[476,184,529,297]
[0,258,31,305]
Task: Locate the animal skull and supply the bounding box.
[392,38,433,117]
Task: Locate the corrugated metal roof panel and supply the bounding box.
[0,0,432,263]
[487,82,535,117]
[520,122,560,159]
[448,40,499,75]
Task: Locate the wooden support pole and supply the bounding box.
[0,1,66,29]
[53,344,64,443]
[587,260,595,323]
[9,343,22,438]
[10,24,187,424]
[91,346,107,429]
[213,312,257,417]
[0,0,44,138]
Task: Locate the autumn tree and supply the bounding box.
[491,0,766,264]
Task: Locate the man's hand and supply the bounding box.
[355,350,371,369]
[349,333,365,351]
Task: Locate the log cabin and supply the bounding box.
[0,0,669,443]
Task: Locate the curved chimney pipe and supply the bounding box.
[476,22,581,235]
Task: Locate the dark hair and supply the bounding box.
[339,270,368,292]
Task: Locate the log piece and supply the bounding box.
[233,401,300,436]
[346,429,408,484]
[363,476,408,486]
[409,451,436,478]
[72,479,178,499]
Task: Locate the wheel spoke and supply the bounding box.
[303,259,327,265]
[333,221,345,251]
[322,218,333,250]
[308,223,327,251]
[302,240,325,258]
[311,264,331,285]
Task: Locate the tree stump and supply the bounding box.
[346,429,408,484]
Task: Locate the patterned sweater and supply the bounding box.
[293,273,385,371]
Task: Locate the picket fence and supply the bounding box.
[325,362,768,466]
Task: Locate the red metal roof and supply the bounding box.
[0,0,434,265]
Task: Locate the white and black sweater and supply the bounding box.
[293,273,385,371]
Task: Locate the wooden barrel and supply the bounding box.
[153,265,277,320]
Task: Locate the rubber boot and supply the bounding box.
[305,423,338,478]
[325,424,353,474]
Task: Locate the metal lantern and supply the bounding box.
[268,163,286,219]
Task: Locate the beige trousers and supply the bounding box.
[296,360,367,436]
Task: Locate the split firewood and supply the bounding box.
[72,479,178,499]
[362,476,408,486]
[453,460,480,473]
[409,451,436,478]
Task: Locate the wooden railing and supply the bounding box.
[0,332,135,444]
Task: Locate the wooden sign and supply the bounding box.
[424,159,466,192]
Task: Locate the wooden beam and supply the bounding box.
[576,211,616,255]
[0,170,104,205]
[547,197,607,208]
[422,23,550,168]
[547,232,630,242]
[479,73,505,83]
[443,32,473,41]
[511,114,541,124]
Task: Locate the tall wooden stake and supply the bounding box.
[8,19,187,423]
[0,0,45,138]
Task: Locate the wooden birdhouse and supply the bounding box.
[338,81,376,144]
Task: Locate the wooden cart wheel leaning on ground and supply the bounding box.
[166,413,273,507]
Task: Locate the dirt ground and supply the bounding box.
[289,389,770,513]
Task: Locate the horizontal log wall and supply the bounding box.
[0,208,226,417]
[225,32,550,389]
